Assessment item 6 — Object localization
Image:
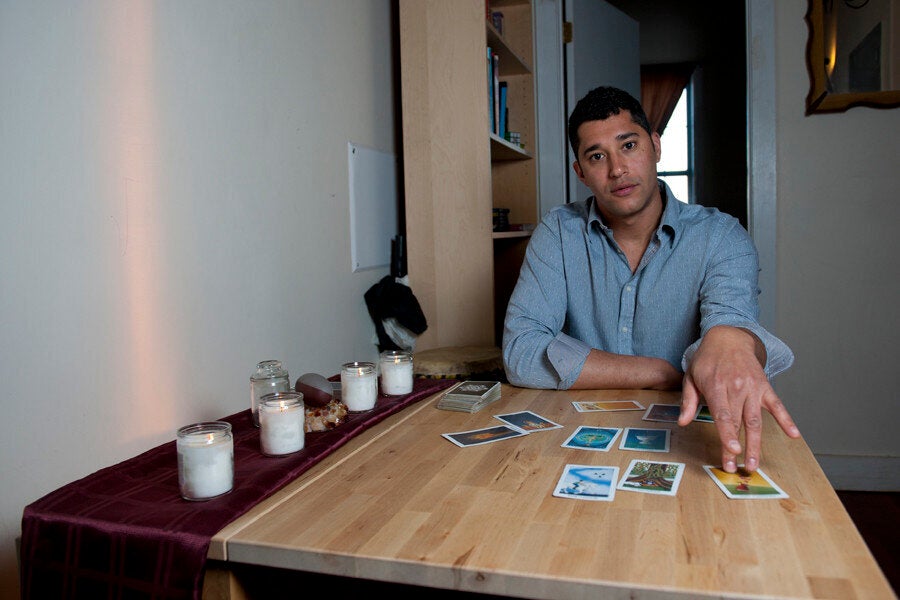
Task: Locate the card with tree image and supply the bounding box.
[617,459,685,496]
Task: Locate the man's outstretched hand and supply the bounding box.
[678,326,801,473]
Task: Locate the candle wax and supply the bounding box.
[260,402,305,455]
[177,434,234,500]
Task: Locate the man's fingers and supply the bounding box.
[765,392,801,439]
[742,397,763,471]
[711,403,742,472]
[720,447,738,474]
[678,374,699,426]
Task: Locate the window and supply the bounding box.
[656,85,693,203]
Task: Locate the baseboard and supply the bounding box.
[815,454,900,491]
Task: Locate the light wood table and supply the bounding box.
[204,386,895,599]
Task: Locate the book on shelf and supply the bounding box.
[436,380,502,413]
[487,47,495,132]
[498,81,508,140]
[492,51,500,136]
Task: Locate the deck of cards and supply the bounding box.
[436,380,502,413]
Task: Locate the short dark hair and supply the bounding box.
[567,86,652,156]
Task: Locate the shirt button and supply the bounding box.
[621,326,628,333]
[625,285,633,292]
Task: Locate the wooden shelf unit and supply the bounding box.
[399,0,538,349]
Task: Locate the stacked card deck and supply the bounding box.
[436,380,502,413]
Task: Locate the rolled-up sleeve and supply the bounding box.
[681,222,794,378]
[502,213,586,389]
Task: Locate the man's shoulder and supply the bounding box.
[672,200,742,229]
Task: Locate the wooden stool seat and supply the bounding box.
[413,346,505,381]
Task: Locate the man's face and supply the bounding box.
[572,110,662,223]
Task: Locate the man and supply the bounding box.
[502,86,800,473]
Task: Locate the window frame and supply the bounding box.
[657,83,694,204]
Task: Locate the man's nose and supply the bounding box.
[608,157,626,177]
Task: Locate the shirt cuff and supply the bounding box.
[547,333,592,389]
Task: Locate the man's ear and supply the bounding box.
[651,131,661,163]
[572,159,584,182]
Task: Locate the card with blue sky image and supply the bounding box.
[619,427,671,452]
[552,464,619,501]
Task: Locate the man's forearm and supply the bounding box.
[700,326,767,368]
[571,349,682,390]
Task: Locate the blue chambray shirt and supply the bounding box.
[502,182,793,390]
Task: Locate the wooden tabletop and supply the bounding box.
[206,386,895,599]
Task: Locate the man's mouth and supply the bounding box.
[611,183,636,196]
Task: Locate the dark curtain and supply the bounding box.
[640,63,696,135]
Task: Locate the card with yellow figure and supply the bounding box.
[703,465,788,499]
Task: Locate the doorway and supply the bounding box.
[602,0,749,227]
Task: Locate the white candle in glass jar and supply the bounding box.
[259,392,305,456]
[176,422,234,501]
[341,361,378,412]
[379,350,414,395]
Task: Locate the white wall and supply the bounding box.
[2,1,899,597]
[0,1,397,596]
[774,1,900,489]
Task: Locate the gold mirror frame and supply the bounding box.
[805,0,900,114]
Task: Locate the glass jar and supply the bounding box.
[341,361,378,412]
[176,421,234,501]
[259,391,305,456]
[379,350,414,395]
[250,359,290,427]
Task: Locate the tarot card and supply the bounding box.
[642,403,681,423]
[619,427,671,452]
[703,465,789,499]
[561,426,621,451]
[493,410,562,432]
[617,459,685,496]
[694,404,714,423]
[552,464,619,502]
[572,399,645,412]
[442,424,526,448]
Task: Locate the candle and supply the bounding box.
[259,392,305,456]
[341,361,378,412]
[379,350,414,395]
[176,421,234,501]
[250,359,291,428]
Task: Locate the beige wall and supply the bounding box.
[0,1,397,596]
[774,1,900,488]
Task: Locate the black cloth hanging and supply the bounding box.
[364,275,428,352]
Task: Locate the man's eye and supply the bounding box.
[623,141,636,150]
[590,152,605,161]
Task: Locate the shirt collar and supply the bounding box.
[586,180,681,246]
[657,181,681,247]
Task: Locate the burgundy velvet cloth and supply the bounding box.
[20,378,455,600]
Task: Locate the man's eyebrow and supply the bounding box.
[580,131,639,159]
